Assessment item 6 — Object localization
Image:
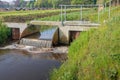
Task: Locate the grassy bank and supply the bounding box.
[38,8,97,21]
[39,7,119,23]
[0,9,80,22]
[51,6,120,80]
[0,10,60,22]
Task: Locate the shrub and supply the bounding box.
[0,21,11,45]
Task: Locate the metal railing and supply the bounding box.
[60,4,103,25]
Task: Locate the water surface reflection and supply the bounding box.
[0,49,66,80]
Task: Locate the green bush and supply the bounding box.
[0,21,11,45]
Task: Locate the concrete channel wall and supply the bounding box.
[29,21,99,44]
[59,25,98,44]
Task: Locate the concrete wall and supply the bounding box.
[59,26,97,44]
[6,22,99,45]
[20,25,40,38]
[52,28,59,45]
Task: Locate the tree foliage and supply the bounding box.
[71,0,95,5]
[14,0,97,8]
[34,0,96,8]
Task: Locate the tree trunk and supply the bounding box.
[112,0,116,6]
[117,0,119,5]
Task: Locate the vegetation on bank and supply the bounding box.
[0,9,80,22]
[0,21,11,46]
[0,10,60,22]
[38,8,97,21]
[34,0,96,8]
[88,7,120,23]
[51,6,120,80]
[39,6,119,23]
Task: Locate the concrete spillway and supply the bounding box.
[20,38,52,48]
[19,27,58,48]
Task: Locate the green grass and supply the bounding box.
[50,6,120,80]
[38,7,119,24]
[0,9,60,16]
[0,9,80,22]
[0,9,61,22]
[38,8,97,21]
[88,6,120,23]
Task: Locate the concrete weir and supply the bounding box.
[20,38,52,48]
[19,27,58,48]
[30,21,99,44]
[5,21,99,47]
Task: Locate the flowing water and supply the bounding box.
[0,49,67,80]
[3,21,98,80]
[0,25,67,80]
[20,38,52,48]
[20,26,58,48]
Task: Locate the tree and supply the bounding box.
[58,0,71,5]
[71,0,94,4]
[34,0,52,8]
[117,0,120,5]
[34,0,96,8]
[48,0,59,8]
[26,0,35,8]
[94,0,97,4]
[14,0,20,7]
[20,0,24,7]
[34,0,43,8]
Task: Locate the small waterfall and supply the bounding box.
[19,27,58,48]
[20,38,52,48]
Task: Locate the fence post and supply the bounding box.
[109,0,111,19]
[61,5,64,26]
[98,5,100,23]
[80,5,83,21]
[64,5,67,22]
[105,3,107,11]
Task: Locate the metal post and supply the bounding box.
[61,5,63,25]
[109,0,111,19]
[98,4,100,23]
[105,3,106,11]
[64,5,67,21]
[80,5,83,21]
